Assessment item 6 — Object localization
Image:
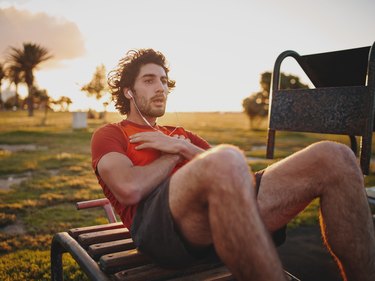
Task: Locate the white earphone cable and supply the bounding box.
[130,93,180,136]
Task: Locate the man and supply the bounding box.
[91,48,375,281]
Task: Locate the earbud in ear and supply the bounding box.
[128,90,133,98]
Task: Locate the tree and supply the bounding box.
[53,96,73,112]
[5,64,24,110]
[81,64,108,99]
[242,91,269,128]
[7,42,52,116]
[32,86,50,125]
[0,63,5,110]
[81,64,110,118]
[4,95,25,110]
[242,71,309,129]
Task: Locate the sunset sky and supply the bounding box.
[0,0,374,112]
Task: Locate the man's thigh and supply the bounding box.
[168,152,215,247]
[256,142,334,232]
[168,145,261,247]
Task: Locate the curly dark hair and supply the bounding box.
[107,49,176,115]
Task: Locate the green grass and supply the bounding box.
[0,110,374,280]
[0,250,88,281]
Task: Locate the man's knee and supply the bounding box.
[201,144,249,173]
[308,141,362,184]
[197,144,252,193]
[309,141,357,166]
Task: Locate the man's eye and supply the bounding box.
[145,79,153,84]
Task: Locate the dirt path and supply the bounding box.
[277,225,341,281]
[0,173,32,190]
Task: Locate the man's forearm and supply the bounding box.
[125,154,181,203]
[178,141,205,160]
[129,131,206,160]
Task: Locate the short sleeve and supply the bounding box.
[91,124,128,172]
[186,131,211,150]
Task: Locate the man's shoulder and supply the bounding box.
[92,122,125,141]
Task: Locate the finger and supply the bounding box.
[129,133,141,139]
[130,136,152,143]
[129,136,142,143]
[130,132,156,143]
[130,131,154,139]
[172,134,186,139]
[135,143,151,150]
[135,144,143,150]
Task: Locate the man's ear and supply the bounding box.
[123,88,133,100]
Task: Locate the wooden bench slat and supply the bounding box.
[284,271,301,281]
[366,187,375,199]
[172,268,299,281]
[88,238,135,260]
[100,249,152,274]
[58,223,303,281]
[366,187,375,206]
[168,266,232,281]
[78,228,131,247]
[68,222,124,239]
[112,260,225,281]
[175,270,301,281]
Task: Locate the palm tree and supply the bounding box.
[0,63,5,110]
[7,42,52,116]
[5,64,24,110]
[60,96,73,111]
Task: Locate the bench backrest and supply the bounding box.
[267,42,375,175]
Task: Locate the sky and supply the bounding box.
[0,0,374,112]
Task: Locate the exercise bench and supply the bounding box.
[266,42,375,204]
[267,42,375,175]
[51,198,300,280]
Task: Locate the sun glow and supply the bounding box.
[0,0,374,112]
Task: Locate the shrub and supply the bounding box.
[0,249,88,281]
[0,234,51,254]
[0,213,16,227]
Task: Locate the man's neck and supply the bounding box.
[126,112,157,127]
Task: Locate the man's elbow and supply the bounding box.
[114,183,142,206]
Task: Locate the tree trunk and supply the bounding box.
[41,103,48,126]
[0,84,3,110]
[14,84,19,109]
[27,84,34,117]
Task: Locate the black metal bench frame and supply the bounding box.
[51,198,300,281]
[266,41,375,230]
[267,42,375,175]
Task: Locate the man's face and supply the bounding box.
[131,63,169,118]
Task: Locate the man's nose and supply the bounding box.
[155,81,167,95]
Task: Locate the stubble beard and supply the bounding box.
[137,96,166,118]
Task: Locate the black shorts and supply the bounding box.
[130,170,286,267]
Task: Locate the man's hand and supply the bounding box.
[129,131,189,154]
[98,151,181,206]
[129,131,204,160]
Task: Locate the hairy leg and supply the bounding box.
[169,144,286,281]
[257,141,375,281]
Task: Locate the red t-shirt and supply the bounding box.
[91,120,211,228]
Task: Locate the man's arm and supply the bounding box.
[129,131,205,160]
[97,151,180,206]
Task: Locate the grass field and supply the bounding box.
[0,110,374,280]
